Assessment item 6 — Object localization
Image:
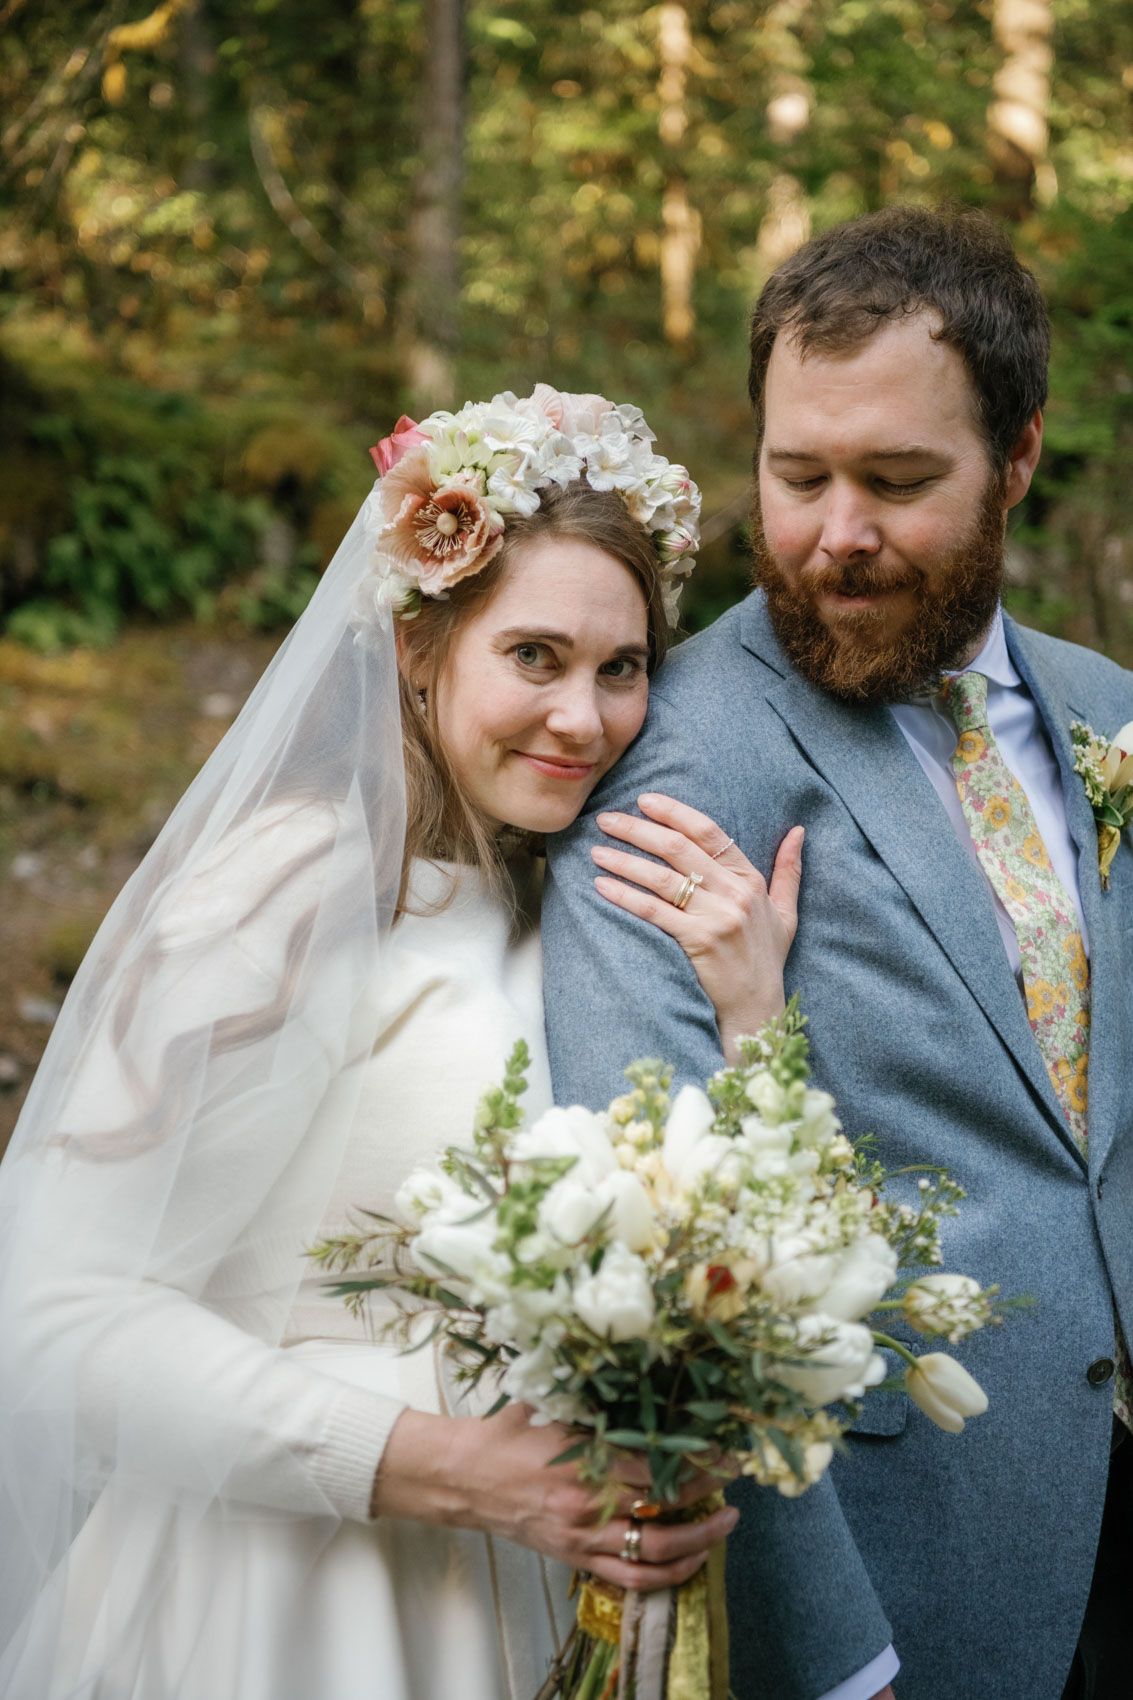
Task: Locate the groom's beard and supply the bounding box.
[751,478,1008,705]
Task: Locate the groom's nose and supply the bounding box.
[817,483,883,563]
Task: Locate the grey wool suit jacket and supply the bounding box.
[542,592,1133,1700]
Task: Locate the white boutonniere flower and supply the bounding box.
[1070,719,1133,888]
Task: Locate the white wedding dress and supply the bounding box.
[4,838,573,1700]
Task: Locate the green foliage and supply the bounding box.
[1,0,1131,655]
[8,451,269,648]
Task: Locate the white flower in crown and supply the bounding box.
[353,385,702,642]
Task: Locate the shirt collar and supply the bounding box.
[896,604,1019,705]
[941,605,1019,690]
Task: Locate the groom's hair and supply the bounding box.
[748,204,1051,471]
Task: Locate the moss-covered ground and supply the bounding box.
[0,625,280,1154]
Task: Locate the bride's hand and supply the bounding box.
[591,794,804,1063]
[373,1403,739,1593]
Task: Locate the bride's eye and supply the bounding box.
[514,642,554,669]
[599,656,644,681]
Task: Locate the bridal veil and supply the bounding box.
[0,483,407,1692]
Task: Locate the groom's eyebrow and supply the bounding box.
[766,444,948,464]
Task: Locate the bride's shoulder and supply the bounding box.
[151,799,350,957]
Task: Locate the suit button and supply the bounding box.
[1087,1358,1115,1387]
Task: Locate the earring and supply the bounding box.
[415,688,427,716]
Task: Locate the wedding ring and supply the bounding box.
[620,1523,643,1563]
[672,871,703,911]
[710,837,734,861]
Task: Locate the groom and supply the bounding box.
[543,205,1133,1700]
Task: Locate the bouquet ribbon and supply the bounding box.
[571,1493,729,1700]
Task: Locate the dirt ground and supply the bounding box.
[0,624,281,1156]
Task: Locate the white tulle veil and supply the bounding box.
[0,481,407,1693]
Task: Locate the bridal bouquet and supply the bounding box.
[311,1004,1003,1700]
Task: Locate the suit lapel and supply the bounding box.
[1005,617,1127,1177]
[739,598,1081,1163]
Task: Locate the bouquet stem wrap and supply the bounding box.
[547,1495,729,1700]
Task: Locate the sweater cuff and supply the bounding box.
[310,1382,407,1522]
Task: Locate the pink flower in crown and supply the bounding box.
[369,415,428,475]
[378,447,503,595]
[521,383,613,438]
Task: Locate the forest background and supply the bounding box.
[1,0,1131,1141]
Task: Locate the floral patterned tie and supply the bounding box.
[944,671,1131,1428]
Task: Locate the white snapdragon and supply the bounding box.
[795,1088,841,1149]
[572,1242,656,1342]
[745,1073,788,1124]
[740,1114,794,1179]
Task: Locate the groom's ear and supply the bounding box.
[1002,408,1044,511]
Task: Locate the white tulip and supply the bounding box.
[394,1165,467,1225]
[1104,720,1133,790]
[412,1219,501,1288]
[572,1241,656,1342]
[509,1104,618,1186]
[661,1084,716,1177]
[905,1354,989,1432]
[595,1169,657,1252]
[678,1133,748,1191]
[816,1234,899,1323]
[539,1178,607,1246]
[776,1314,887,1406]
[762,1250,838,1310]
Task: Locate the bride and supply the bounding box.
[0,386,802,1700]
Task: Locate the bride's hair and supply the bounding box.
[394,480,672,913]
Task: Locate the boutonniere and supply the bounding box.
[1070,719,1133,888]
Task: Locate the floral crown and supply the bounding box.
[353,383,701,637]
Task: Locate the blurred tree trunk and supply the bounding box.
[399,0,464,411]
[658,3,700,349]
[987,0,1054,220]
[754,0,812,276]
[179,0,214,193]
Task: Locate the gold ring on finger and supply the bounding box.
[709,837,734,861]
[672,871,703,912]
[619,1523,644,1563]
[630,1498,661,1521]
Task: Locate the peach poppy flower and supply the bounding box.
[381,466,502,595]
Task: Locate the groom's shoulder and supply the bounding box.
[1010,618,1133,717]
[650,591,771,712]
